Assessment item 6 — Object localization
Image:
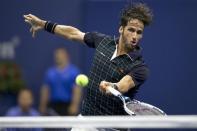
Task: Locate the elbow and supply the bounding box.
[63,34,74,40]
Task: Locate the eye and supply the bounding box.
[137,30,143,35]
[128,28,135,32]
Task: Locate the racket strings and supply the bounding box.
[125,101,166,115]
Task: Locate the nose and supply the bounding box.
[132,32,137,41]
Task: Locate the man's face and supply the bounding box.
[18,90,33,111]
[54,49,68,65]
[119,19,144,50]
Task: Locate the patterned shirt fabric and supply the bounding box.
[81,32,149,115]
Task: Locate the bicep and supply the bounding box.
[66,26,86,43]
[72,30,85,43]
[54,25,85,44]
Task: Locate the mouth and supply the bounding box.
[130,41,137,46]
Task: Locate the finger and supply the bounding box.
[23,15,29,18]
[25,19,32,25]
[32,32,35,38]
[100,85,110,95]
[29,27,33,33]
[32,30,36,38]
[23,15,28,18]
[99,84,104,92]
[103,81,110,85]
[100,82,106,89]
[99,87,104,93]
[100,81,107,86]
[29,14,34,18]
[104,86,111,94]
[99,84,105,93]
[24,15,32,20]
[26,14,33,18]
[24,19,32,25]
[105,90,111,95]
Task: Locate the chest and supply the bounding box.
[90,40,139,83]
[48,69,74,84]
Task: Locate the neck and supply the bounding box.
[117,37,131,56]
[21,107,29,112]
[57,61,68,69]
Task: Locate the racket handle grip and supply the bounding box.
[107,86,122,96]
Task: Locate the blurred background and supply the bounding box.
[0,0,197,117]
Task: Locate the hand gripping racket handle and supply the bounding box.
[107,86,122,96]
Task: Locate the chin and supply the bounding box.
[126,45,133,52]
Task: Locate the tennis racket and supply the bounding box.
[107,86,166,116]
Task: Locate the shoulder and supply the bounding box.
[84,32,112,48]
[84,32,110,40]
[131,58,150,75]
[128,61,150,86]
[68,64,80,75]
[6,107,20,116]
[46,67,57,75]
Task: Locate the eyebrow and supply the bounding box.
[128,27,143,31]
[128,24,143,28]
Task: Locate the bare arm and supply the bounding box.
[100,75,135,94]
[39,85,50,114]
[54,25,85,43]
[116,75,135,93]
[68,85,82,115]
[23,14,85,43]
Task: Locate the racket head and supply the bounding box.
[125,100,166,115]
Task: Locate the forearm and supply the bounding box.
[23,14,85,43]
[70,86,81,107]
[38,20,84,42]
[100,75,135,94]
[116,75,135,93]
[68,86,82,115]
[40,86,49,107]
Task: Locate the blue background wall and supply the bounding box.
[0,0,197,116]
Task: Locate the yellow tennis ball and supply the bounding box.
[75,74,89,87]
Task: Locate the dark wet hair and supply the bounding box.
[120,3,153,27]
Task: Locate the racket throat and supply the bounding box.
[124,104,135,115]
[119,95,135,115]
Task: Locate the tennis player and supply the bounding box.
[24,3,153,116]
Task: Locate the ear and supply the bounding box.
[119,26,123,34]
